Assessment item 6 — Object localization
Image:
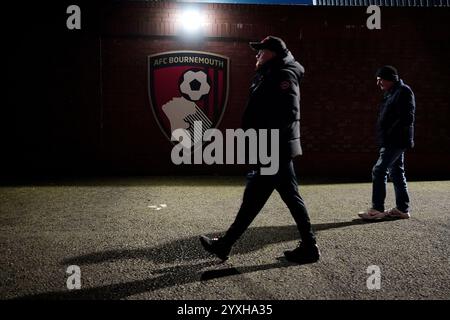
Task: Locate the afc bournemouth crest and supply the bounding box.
[148,51,229,146]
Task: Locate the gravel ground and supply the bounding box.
[0,177,449,300]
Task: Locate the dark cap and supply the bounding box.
[249,36,288,55]
[376,65,399,82]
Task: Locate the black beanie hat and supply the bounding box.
[376,65,399,82]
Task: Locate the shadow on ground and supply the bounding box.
[14,219,386,299]
[60,219,380,266]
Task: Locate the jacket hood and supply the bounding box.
[259,50,304,78]
[282,51,305,79]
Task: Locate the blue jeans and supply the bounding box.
[372,147,410,213]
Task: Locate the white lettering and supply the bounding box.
[366,5,381,30]
[66,265,81,290]
[170,125,279,175]
[66,5,81,30]
[366,265,381,290]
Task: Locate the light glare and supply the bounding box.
[180,9,206,33]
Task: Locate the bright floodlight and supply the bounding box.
[180,9,206,33]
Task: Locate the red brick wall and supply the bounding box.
[4,2,450,178]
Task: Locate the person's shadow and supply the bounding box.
[14,219,385,300]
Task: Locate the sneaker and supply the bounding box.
[199,235,231,262]
[358,208,386,220]
[385,207,410,219]
[284,243,320,264]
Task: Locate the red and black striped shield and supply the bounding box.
[148,51,230,143]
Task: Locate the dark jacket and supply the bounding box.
[376,79,416,149]
[242,51,304,160]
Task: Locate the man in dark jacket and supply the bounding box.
[200,36,319,264]
[359,65,416,220]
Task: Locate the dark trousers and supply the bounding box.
[222,160,316,246]
[372,147,410,212]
